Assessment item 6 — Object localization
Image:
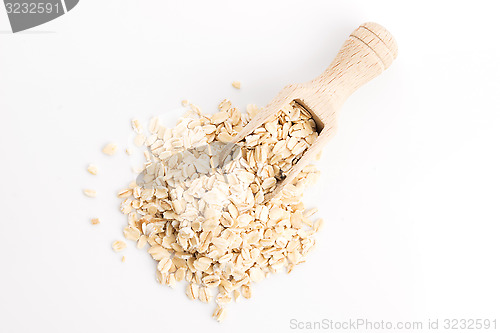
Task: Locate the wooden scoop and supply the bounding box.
[221,22,398,202]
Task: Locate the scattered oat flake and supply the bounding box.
[117,188,133,199]
[133,134,146,147]
[91,218,100,225]
[249,266,265,283]
[233,289,241,302]
[211,112,228,124]
[149,117,160,133]
[131,119,143,134]
[186,283,199,300]
[157,258,173,273]
[112,240,127,252]
[303,207,318,218]
[199,287,211,303]
[123,226,140,241]
[87,164,98,175]
[166,273,176,287]
[137,235,147,249]
[314,218,324,232]
[241,285,252,299]
[232,81,241,89]
[121,256,126,262]
[102,143,118,156]
[83,189,97,198]
[213,306,227,323]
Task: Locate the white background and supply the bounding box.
[1,1,499,332]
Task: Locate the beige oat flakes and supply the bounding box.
[216,292,232,306]
[232,81,241,89]
[134,134,146,147]
[186,283,199,300]
[87,164,98,175]
[90,218,100,225]
[303,207,318,218]
[157,258,173,273]
[213,305,227,323]
[123,226,140,241]
[117,188,133,199]
[199,287,211,303]
[313,218,324,232]
[131,119,143,134]
[241,284,251,299]
[83,189,97,198]
[175,267,187,282]
[165,273,176,287]
[136,235,147,249]
[233,289,241,302]
[102,143,118,156]
[112,240,127,252]
[113,99,321,322]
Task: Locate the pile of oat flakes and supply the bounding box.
[88,97,323,322]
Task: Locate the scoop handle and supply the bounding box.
[264,23,397,203]
[310,22,398,108]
